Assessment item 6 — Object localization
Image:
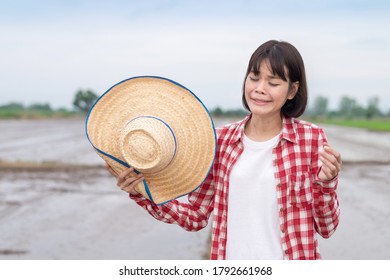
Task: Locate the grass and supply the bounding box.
[0,109,82,119]
[305,117,390,132]
[1,107,389,132]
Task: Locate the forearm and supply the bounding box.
[129,176,215,232]
[312,176,340,238]
[311,128,341,238]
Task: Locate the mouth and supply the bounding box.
[250,98,272,106]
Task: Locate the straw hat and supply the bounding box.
[86,76,216,205]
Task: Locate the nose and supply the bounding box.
[254,80,266,94]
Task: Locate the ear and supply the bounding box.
[287,82,299,100]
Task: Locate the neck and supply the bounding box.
[245,114,283,141]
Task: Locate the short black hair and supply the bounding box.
[242,40,308,118]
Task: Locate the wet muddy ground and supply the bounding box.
[0,118,389,259]
[0,166,211,259]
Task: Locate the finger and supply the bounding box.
[318,165,334,181]
[320,151,338,167]
[117,167,136,184]
[323,145,341,162]
[119,174,144,194]
[319,156,339,178]
[320,148,341,169]
[320,151,340,169]
[122,178,144,194]
[321,159,338,174]
[119,172,143,188]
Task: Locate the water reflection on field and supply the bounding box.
[1,118,390,259]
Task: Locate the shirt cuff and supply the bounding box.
[314,171,338,193]
[129,192,144,201]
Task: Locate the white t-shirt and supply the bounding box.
[226,132,283,260]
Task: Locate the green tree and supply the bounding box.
[73,89,98,113]
[312,95,329,117]
[0,102,24,110]
[28,103,52,111]
[211,106,224,117]
[338,96,370,118]
[338,96,357,119]
[366,97,382,119]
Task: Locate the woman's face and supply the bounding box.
[244,59,298,119]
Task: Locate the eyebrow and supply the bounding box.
[249,70,283,80]
[267,74,282,79]
[249,71,282,79]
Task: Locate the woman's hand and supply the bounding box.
[105,163,144,195]
[318,145,342,181]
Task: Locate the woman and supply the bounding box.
[106,40,341,260]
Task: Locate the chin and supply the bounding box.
[248,104,271,115]
[249,106,281,119]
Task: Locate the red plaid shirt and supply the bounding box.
[131,115,340,260]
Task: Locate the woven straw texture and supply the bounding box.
[86,77,216,204]
[120,116,177,174]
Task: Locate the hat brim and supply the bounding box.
[86,76,216,205]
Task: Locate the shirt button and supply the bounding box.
[285,249,289,255]
[279,208,284,212]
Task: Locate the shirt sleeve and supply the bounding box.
[129,170,215,232]
[311,128,341,238]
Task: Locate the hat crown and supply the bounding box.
[120,116,176,174]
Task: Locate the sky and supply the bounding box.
[1,0,390,112]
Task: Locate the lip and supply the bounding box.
[250,98,272,105]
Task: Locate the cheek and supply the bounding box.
[244,86,252,102]
[244,80,253,95]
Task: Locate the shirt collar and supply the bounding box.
[280,116,297,144]
[229,114,297,145]
[228,114,250,145]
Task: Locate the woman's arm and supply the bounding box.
[312,129,341,238]
[106,163,215,232]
